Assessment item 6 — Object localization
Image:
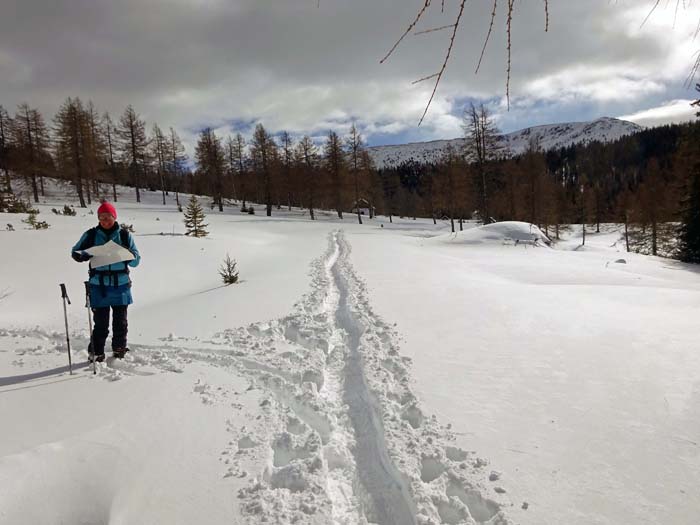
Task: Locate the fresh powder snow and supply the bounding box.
[1,180,699,524]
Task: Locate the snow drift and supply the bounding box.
[431,221,551,246]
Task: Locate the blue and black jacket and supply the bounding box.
[71,223,141,307]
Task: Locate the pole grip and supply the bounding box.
[84,281,91,308]
[60,283,71,304]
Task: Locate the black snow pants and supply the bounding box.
[89,305,128,355]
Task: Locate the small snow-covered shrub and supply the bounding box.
[219,253,239,285]
[23,211,49,230]
[51,204,77,216]
[1,194,37,214]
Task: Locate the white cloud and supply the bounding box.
[2,0,700,149]
[618,99,697,128]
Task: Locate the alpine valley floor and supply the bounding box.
[1,181,699,524]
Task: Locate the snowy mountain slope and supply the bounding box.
[368,117,643,168]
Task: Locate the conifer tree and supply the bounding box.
[195,128,226,212]
[84,101,105,203]
[225,135,238,202]
[229,133,247,208]
[346,124,365,225]
[280,131,294,211]
[151,124,168,205]
[636,158,672,256]
[678,171,700,263]
[53,97,89,207]
[360,150,377,219]
[441,144,460,232]
[103,112,120,202]
[678,87,700,262]
[463,103,500,223]
[116,105,148,203]
[324,130,345,219]
[14,103,49,202]
[296,135,318,220]
[250,124,276,216]
[167,127,188,206]
[0,105,12,194]
[219,253,239,284]
[183,195,209,237]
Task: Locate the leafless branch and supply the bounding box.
[641,0,661,28]
[412,72,440,85]
[419,1,466,126]
[685,50,700,88]
[506,0,515,110]
[475,0,498,75]
[415,24,454,36]
[380,0,431,64]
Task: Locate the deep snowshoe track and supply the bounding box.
[216,231,511,525]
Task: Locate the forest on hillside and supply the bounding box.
[1,99,699,262]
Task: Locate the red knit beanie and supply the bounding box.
[97,202,117,219]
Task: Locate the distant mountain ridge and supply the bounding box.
[367,117,643,169]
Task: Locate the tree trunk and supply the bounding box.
[309,186,315,221]
[85,177,92,205]
[160,169,166,205]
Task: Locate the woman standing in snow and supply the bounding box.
[71,202,141,362]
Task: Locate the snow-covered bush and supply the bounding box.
[219,253,239,285]
[22,211,49,230]
[51,205,76,216]
[1,194,37,214]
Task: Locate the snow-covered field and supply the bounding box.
[1,181,699,524]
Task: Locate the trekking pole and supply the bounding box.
[59,283,73,375]
[85,281,96,375]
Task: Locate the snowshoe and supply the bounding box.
[88,353,106,363]
[112,348,130,359]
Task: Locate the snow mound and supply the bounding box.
[433,221,551,246]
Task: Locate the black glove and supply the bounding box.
[72,251,92,262]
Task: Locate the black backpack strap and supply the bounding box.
[119,227,130,247]
[78,227,98,251]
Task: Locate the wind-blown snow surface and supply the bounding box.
[368,117,643,169]
[1,182,699,524]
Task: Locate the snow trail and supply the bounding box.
[333,233,417,524]
[0,231,509,524]
[217,231,508,524]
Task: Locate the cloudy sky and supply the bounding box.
[1,0,699,151]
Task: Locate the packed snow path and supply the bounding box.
[0,231,511,525]
[333,233,415,524]
[215,231,509,524]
